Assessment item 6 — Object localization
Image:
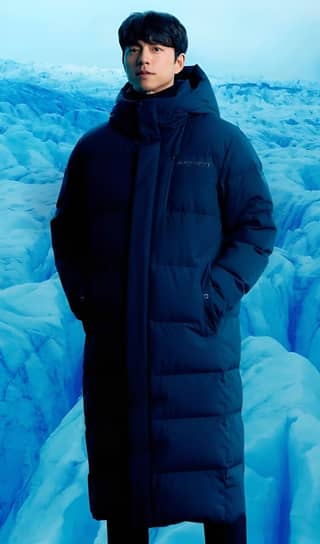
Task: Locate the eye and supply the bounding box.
[152,46,163,52]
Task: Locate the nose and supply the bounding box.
[136,46,150,65]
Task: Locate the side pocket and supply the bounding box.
[200,263,218,334]
[73,281,91,324]
[202,292,217,333]
[69,290,86,321]
[79,291,94,334]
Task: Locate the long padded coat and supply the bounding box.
[50,64,276,529]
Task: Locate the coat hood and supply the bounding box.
[109,65,220,143]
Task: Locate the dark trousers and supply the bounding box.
[107,515,247,543]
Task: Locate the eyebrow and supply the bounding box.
[127,41,164,47]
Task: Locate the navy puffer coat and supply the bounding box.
[50,65,276,529]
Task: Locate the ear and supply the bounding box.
[174,53,186,75]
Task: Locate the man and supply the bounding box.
[50,11,276,544]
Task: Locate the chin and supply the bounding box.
[135,84,155,94]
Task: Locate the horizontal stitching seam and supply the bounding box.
[149,319,198,324]
[154,462,242,474]
[167,208,215,216]
[150,263,197,268]
[153,410,240,420]
[152,368,238,376]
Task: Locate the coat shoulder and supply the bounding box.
[71,121,132,160]
[193,113,261,174]
[76,122,111,150]
[191,112,239,138]
[204,114,255,153]
[217,118,262,173]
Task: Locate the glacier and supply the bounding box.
[0,58,319,543]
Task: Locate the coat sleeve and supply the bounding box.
[204,125,277,328]
[50,141,88,320]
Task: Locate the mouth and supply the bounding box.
[136,71,154,76]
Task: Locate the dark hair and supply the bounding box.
[118,11,188,61]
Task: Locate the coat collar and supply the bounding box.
[109,65,220,144]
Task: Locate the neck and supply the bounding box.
[127,81,178,99]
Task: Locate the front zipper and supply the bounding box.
[162,116,189,213]
[162,154,177,212]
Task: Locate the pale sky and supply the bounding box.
[1,0,320,81]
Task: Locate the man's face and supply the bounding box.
[123,40,185,94]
